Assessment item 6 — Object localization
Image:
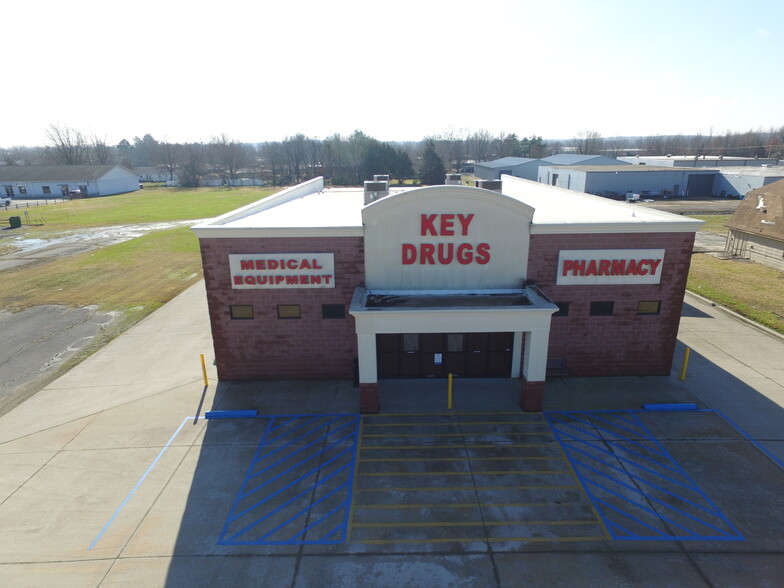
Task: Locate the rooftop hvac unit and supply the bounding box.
[363,180,389,204]
[477,179,502,192]
[445,174,462,185]
[373,174,390,182]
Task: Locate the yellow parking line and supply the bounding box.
[346,418,363,541]
[361,443,554,450]
[358,535,606,544]
[359,470,566,477]
[354,519,599,528]
[369,411,537,417]
[356,502,581,509]
[360,456,564,462]
[359,485,580,492]
[363,432,552,438]
[362,421,550,428]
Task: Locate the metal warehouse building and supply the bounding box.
[193,176,702,413]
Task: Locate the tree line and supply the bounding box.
[1,124,782,187]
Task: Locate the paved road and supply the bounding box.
[0,306,117,416]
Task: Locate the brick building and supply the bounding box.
[192,176,702,413]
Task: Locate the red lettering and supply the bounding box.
[599,260,611,275]
[649,258,662,275]
[313,259,322,270]
[301,275,310,284]
[421,214,438,236]
[611,259,626,275]
[456,243,473,264]
[244,276,256,285]
[268,260,279,269]
[402,243,417,264]
[457,214,474,236]
[256,260,267,270]
[240,260,254,270]
[233,275,244,285]
[562,260,574,276]
[286,276,298,284]
[420,243,435,264]
[300,259,312,270]
[311,275,321,284]
[440,214,455,236]
[637,261,649,275]
[586,260,598,276]
[476,242,490,264]
[323,275,332,284]
[287,259,298,269]
[437,243,454,264]
[626,259,639,275]
[573,260,586,275]
[275,276,285,284]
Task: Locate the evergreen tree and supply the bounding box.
[419,140,446,185]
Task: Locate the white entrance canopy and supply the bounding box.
[349,286,558,384]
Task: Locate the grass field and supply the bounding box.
[688,253,784,334]
[0,186,275,337]
[688,214,730,235]
[0,186,275,230]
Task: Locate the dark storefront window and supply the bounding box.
[322,304,346,319]
[590,301,614,316]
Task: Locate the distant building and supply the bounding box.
[537,164,784,199]
[473,157,541,181]
[136,166,177,183]
[0,165,139,198]
[725,179,784,271]
[540,154,629,167]
[619,155,779,168]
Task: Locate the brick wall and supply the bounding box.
[200,236,365,380]
[528,232,695,377]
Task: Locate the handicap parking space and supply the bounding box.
[96,407,784,558]
[218,414,360,546]
[545,411,743,541]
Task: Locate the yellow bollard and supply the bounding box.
[680,347,691,381]
[201,354,209,387]
[448,373,453,410]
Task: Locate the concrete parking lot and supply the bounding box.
[1,284,783,587]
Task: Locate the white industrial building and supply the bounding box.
[619,155,780,168]
[0,165,140,198]
[537,164,784,200]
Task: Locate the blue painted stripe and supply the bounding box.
[89,416,195,550]
[713,409,784,473]
[205,410,257,419]
[642,403,698,411]
[548,413,669,459]
[248,418,358,483]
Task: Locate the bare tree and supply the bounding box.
[209,134,252,182]
[91,134,113,164]
[157,142,180,181]
[604,136,628,158]
[465,129,492,163]
[46,124,88,164]
[572,130,604,155]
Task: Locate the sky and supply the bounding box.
[3,0,783,147]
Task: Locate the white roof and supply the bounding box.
[192,175,702,238]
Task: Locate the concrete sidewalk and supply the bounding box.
[1,282,783,587]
